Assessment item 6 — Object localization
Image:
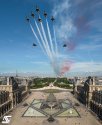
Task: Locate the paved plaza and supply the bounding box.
[7,88,101,125]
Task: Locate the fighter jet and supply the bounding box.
[33,43,37,47]
[26,17,30,22]
[51,16,55,21]
[31,12,34,18]
[36,6,40,13]
[44,11,47,17]
[38,18,42,22]
[63,44,67,47]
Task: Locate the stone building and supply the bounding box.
[90,90,102,120]
[0,91,12,118]
[73,77,86,103]
[73,76,102,106]
[73,76,102,120]
[0,77,29,119]
[84,76,102,107]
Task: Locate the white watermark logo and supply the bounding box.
[2,116,12,124]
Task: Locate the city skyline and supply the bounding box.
[0,0,102,76]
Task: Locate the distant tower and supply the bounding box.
[92,77,95,85]
[16,70,18,77]
[7,77,10,85]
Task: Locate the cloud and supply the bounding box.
[52,0,76,41]
[88,34,102,41]
[52,0,102,43]
[89,19,102,32]
[30,61,49,65]
[71,61,102,72]
[56,53,78,64]
[52,0,71,17]
[56,54,67,59]
[78,43,102,50]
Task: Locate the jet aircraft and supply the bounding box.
[44,11,47,17]
[51,16,55,21]
[36,6,40,12]
[33,43,37,46]
[26,17,29,22]
[38,18,42,22]
[63,44,67,47]
[31,12,34,17]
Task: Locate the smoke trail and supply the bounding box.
[51,60,60,76]
[29,23,46,55]
[40,19,53,61]
[46,19,55,56]
[60,60,73,76]
[36,14,60,76]
[33,20,51,58]
[53,24,58,56]
[34,18,58,74]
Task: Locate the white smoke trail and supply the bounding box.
[30,14,61,76]
[39,16,58,75]
[40,19,53,61]
[29,23,46,55]
[53,24,58,56]
[33,20,50,58]
[46,19,55,56]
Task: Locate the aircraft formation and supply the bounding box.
[26,6,69,76]
[26,6,67,48]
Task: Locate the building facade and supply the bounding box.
[73,76,102,120]
[90,90,102,120]
[0,77,29,119]
[0,91,12,118]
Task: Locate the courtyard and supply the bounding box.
[8,88,101,125]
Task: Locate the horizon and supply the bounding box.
[0,71,102,78]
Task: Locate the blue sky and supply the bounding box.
[0,0,102,76]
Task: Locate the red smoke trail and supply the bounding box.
[60,60,73,76]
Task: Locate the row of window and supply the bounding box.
[92,91,102,104]
[0,101,12,117]
[0,91,9,105]
[90,101,102,120]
